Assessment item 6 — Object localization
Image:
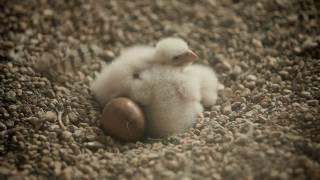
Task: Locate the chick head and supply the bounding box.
[154,37,198,67]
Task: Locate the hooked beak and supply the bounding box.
[171,49,199,67]
[181,49,198,66]
[187,49,199,60]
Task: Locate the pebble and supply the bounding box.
[302,39,318,50]
[279,70,289,78]
[222,105,232,115]
[252,38,263,48]
[307,100,319,106]
[60,131,73,141]
[270,83,280,92]
[85,141,105,151]
[246,74,257,81]
[5,90,17,102]
[245,81,256,89]
[41,111,57,122]
[279,112,289,119]
[304,113,314,121]
[301,91,311,99]
[0,122,6,131]
[203,132,214,141]
[233,65,242,74]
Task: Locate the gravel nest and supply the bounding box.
[0,0,319,179]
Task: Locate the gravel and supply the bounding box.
[0,0,319,179]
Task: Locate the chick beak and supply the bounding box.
[182,49,198,65]
[187,49,198,60]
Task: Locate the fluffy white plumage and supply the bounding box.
[90,37,197,105]
[90,46,155,105]
[130,65,203,137]
[153,37,198,66]
[185,64,219,107]
[91,37,220,137]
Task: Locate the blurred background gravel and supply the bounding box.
[0,0,319,179]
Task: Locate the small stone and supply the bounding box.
[304,113,314,121]
[222,105,232,115]
[222,87,233,98]
[100,50,115,61]
[294,47,301,53]
[240,88,251,96]
[41,111,57,122]
[206,134,215,143]
[0,122,6,131]
[283,89,292,94]
[307,100,319,106]
[221,61,232,72]
[47,132,57,139]
[292,102,301,107]
[85,141,104,151]
[302,39,318,50]
[27,117,42,130]
[5,90,17,102]
[301,91,311,99]
[8,105,17,111]
[245,81,256,89]
[53,161,62,176]
[279,70,289,78]
[60,131,73,141]
[279,112,289,119]
[59,167,73,180]
[43,9,54,17]
[270,169,280,177]
[231,102,242,111]
[214,54,232,72]
[252,38,263,48]
[203,111,211,117]
[90,44,104,56]
[5,120,14,128]
[246,74,257,81]
[16,89,23,96]
[266,148,275,155]
[270,84,280,92]
[245,110,255,117]
[232,65,242,75]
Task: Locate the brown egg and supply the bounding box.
[100,97,145,142]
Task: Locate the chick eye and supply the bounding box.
[173,56,179,60]
[133,72,141,79]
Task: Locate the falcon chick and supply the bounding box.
[90,45,155,105]
[130,65,203,137]
[91,37,219,137]
[149,37,220,108]
[90,37,198,105]
[185,64,220,107]
[129,38,202,137]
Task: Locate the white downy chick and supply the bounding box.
[130,65,203,137]
[153,38,220,108]
[91,37,198,105]
[90,46,155,105]
[185,64,220,107]
[129,38,202,137]
[148,37,220,107]
[129,37,199,106]
[152,37,198,67]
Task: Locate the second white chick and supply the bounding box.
[90,46,155,105]
[147,37,220,107]
[185,64,220,108]
[130,65,203,137]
